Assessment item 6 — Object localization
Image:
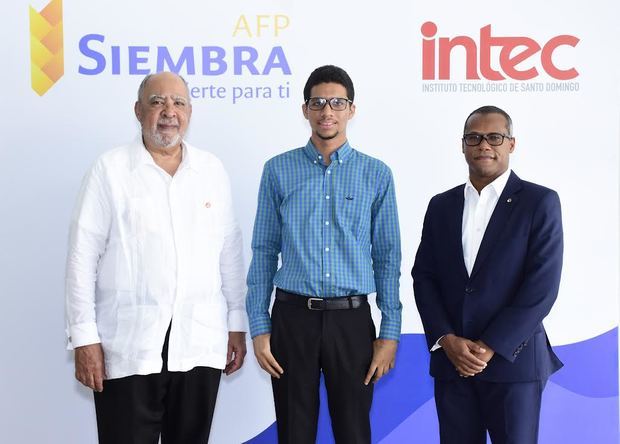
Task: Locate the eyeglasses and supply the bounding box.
[462,132,512,147]
[305,97,352,111]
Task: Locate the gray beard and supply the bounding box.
[148,131,181,149]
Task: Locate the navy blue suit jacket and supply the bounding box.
[412,171,563,382]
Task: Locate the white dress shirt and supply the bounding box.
[462,168,511,275]
[430,168,511,352]
[65,138,247,379]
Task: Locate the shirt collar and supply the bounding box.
[302,139,354,165]
[464,168,512,199]
[130,135,196,173]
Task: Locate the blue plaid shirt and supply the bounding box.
[246,140,402,340]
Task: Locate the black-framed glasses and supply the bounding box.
[462,132,513,147]
[305,97,352,111]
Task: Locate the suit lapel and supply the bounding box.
[470,172,523,280]
[447,186,469,280]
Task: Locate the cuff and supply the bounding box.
[67,322,100,350]
[430,335,445,352]
[228,309,248,332]
[248,313,272,339]
[378,314,402,341]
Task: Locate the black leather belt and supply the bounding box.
[275,288,367,310]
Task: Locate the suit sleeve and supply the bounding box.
[412,197,455,349]
[480,190,563,362]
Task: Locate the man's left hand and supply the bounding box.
[473,339,495,365]
[364,339,398,385]
[224,332,247,375]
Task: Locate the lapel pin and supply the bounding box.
[205,202,211,208]
[506,198,512,203]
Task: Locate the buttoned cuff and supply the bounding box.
[228,309,248,332]
[67,322,100,350]
[378,312,402,341]
[378,323,401,341]
[248,313,272,339]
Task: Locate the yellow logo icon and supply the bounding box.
[30,0,63,96]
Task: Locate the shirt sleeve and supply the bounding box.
[371,166,402,341]
[65,161,111,349]
[218,165,248,332]
[246,162,282,338]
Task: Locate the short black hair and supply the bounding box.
[303,65,355,102]
[464,105,513,136]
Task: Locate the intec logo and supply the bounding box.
[29,0,64,96]
[421,21,579,81]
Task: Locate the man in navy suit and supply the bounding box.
[412,105,563,444]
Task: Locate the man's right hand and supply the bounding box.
[75,343,107,392]
[252,334,284,378]
[439,334,488,377]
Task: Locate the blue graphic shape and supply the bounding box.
[539,381,619,443]
[381,381,620,444]
[245,334,435,443]
[245,329,619,443]
[379,397,440,444]
[550,328,618,397]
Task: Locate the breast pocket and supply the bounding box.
[129,196,160,234]
[336,192,371,238]
[193,198,226,255]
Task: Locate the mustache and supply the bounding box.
[157,119,179,126]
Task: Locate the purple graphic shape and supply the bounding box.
[550,327,618,397]
[245,329,619,443]
[245,334,435,443]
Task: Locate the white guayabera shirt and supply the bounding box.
[65,138,247,379]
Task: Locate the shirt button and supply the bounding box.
[318,155,322,159]
[325,247,330,252]
[313,160,317,164]
[338,160,343,164]
[325,195,330,200]
[325,221,330,225]
[327,170,331,174]
[325,273,330,277]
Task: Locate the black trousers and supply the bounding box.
[434,378,546,444]
[270,294,376,444]
[94,324,222,444]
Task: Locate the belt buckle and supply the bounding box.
[307,297,324,310]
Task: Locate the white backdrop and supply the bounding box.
[1,0,618,442]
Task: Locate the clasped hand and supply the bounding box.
[439,334,494,377]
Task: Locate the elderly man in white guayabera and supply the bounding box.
[65,71,247,444]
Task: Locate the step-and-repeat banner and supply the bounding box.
[2,0,618,442]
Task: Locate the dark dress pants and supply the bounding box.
[93,324,222,444]
[434,377,546,444]
[270,298,376,444]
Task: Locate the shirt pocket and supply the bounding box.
[186,303,228,357]
[193,196,226,253]
[129,196,160,234]
[336,191,371,238]
[109,305,162,359]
